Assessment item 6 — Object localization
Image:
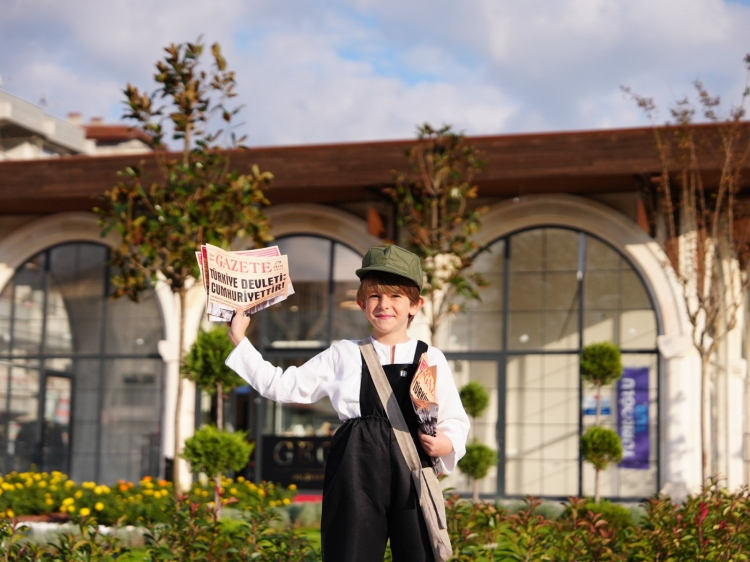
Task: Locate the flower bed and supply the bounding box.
[0,471,296,526]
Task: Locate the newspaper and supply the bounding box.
[410,352,441,475]
[196,243,294,322]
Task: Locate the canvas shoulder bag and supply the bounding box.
[359,340,452,562]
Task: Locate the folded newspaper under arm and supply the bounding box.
[196,243,295,322]
[410,352,441,475]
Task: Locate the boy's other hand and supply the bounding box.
[228,306,251,347]
[418,430,453,458]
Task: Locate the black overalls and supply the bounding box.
[321,341,434,562]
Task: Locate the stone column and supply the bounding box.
[657,334,703,502]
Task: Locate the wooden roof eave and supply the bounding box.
[0,123,746,215]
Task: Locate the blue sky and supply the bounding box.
[1,0,749,146]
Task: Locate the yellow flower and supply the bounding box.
[15,482,23,489]
[257,489,265,498]
[282,498,291,506]
[74,490,83,499]
[95,502,104,511]
[62,498,75,506]
[158,479,168,487]
[45,499,54,506]
[230,488,238,496]
[33,473,42,481]
[38,480,47,488]
[79,507,91,517]
[5,509,14,518]
[237,476,245,483]
[288,484,297,491]
[50,485,58,491]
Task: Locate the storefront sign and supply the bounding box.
[261,436,331,488]
[617,367,650,469]
[583,395,611,416]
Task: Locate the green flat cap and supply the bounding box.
[356,245,423,291]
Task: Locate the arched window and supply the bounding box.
[0,242,164,483]
[437,228,659,499]
[220,236,369,484]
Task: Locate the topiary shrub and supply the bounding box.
[580,342,622,381]
[581,427,623,471]
[183,326,242,431]
[581,426,622,504]
[458,443,497,485]
[183,426,254,477]
[183,426,254,513]
[457,381,495,501]
[459,382,490,419]
[580,341,623,503]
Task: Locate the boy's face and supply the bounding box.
[358,288,423,341]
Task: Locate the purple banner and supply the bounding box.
[617,367,650,469]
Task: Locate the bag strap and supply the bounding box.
[359,340,423,498]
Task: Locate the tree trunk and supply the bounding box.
[216,382,224,431]
[173,288,186,496]
[472,478,479,503]
[214,381,223,516]
[594,468,601,504]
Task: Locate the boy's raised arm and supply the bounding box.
[228,306,251,347]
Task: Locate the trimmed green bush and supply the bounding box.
[183,327,239,397]
[581,426,623,471]
[580,341,622,387]
[182,426,254,478]
[457,441,497,482]
[459,381,490,419]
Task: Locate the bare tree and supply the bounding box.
[623,55,750,481]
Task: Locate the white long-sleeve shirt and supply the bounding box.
[225,335,470,473]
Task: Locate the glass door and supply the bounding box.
[41,373,71,473]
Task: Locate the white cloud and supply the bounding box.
[0,0,748,145]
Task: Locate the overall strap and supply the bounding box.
[359,340,423,499]
[413,340,429,364]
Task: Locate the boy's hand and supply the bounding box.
[418,430,453,458]
[227,306,251,347]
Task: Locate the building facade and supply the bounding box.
[0,99,746,500]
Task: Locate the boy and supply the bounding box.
[225,244,470,562]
